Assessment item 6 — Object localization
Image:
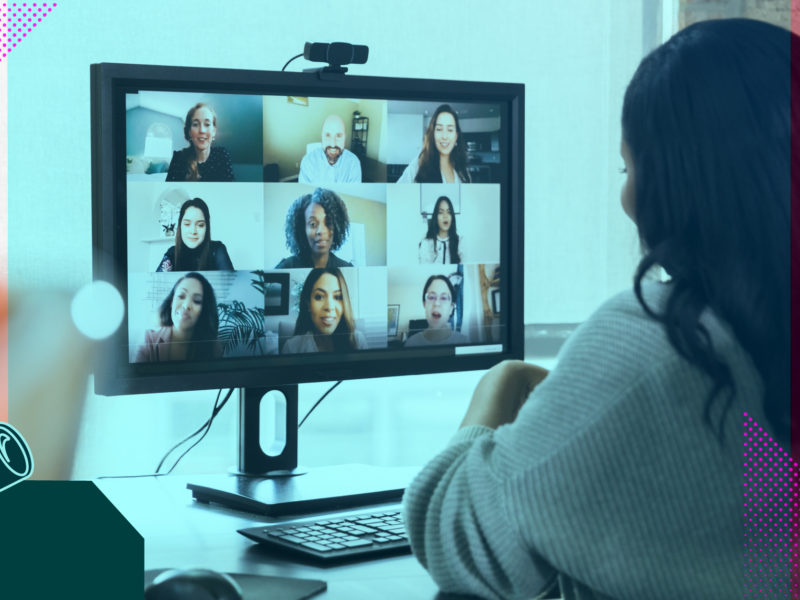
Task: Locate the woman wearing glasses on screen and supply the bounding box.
[418,196,462,264]
[282,267,367,353]
[404,275,469,347]
[403,19,791,600]
[135,272,221,362]
[156,198,234,272]
[397,104,471,184]
[165,103,234,182]
[275,188,353,269]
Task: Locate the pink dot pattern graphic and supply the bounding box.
[743,412,796,598]
[0,2,57,61]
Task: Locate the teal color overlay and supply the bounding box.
[0,481,143,598]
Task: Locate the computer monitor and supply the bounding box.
[91,62,524,514]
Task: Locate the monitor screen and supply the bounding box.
[91,63,525,396]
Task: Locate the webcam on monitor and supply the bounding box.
[303,41,369,76]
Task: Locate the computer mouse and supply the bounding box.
[144,568,244,600]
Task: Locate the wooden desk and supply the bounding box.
[95,475,449,600]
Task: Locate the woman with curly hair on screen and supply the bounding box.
[275,187,353,269]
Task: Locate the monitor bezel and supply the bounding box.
[91,62,525,396]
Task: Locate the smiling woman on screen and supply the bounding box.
[282,267,367,353]
[135,272,221,362]
[156,198,233,272]
[397,104,471,184]
[275,188,353,269]
[165,103,234,182]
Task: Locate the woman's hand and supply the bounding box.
[460,360,549,430]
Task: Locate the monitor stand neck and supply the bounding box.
[237,385,302,476]
[186,385,417,517]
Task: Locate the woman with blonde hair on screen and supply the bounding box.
[166,103,234,182]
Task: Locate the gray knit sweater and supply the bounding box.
[403,281,783,600]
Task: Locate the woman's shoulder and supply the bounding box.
[144,327,171,344]
[211,145,231,159]
[397,160,418,183]
[209,241,234,269]
[327,253,352,268]
[562,282,671,354]
[353,329,368,348]
[404,332,426,347]
[450,330,470,344]
[275,255,306,268]
[156,246,176,272]
[171,148,192,161]
[283,333,315,354]
[544,282,692,406]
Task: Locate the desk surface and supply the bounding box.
[96,473,451,600]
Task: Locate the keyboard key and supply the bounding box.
[301,541,332,552]
[350,525,378,535]
[278,535,305,544]
[342,539,372,548]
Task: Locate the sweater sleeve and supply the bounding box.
[402,285,750,600]
[402,427,558,600]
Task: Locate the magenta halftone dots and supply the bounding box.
[743,412,796,598]
[0,1,56,62]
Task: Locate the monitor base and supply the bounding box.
[187,464,419,517]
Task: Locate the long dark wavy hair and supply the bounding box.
[424,196,461,263]
[284,188,350,260]
[174,198,211,270]
[293,267,358,351]
[158,272,220,359]
[181,103,217,181]
[622,19,792,443]
[415,104,470,183]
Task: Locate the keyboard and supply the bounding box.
[238,508,410,561]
